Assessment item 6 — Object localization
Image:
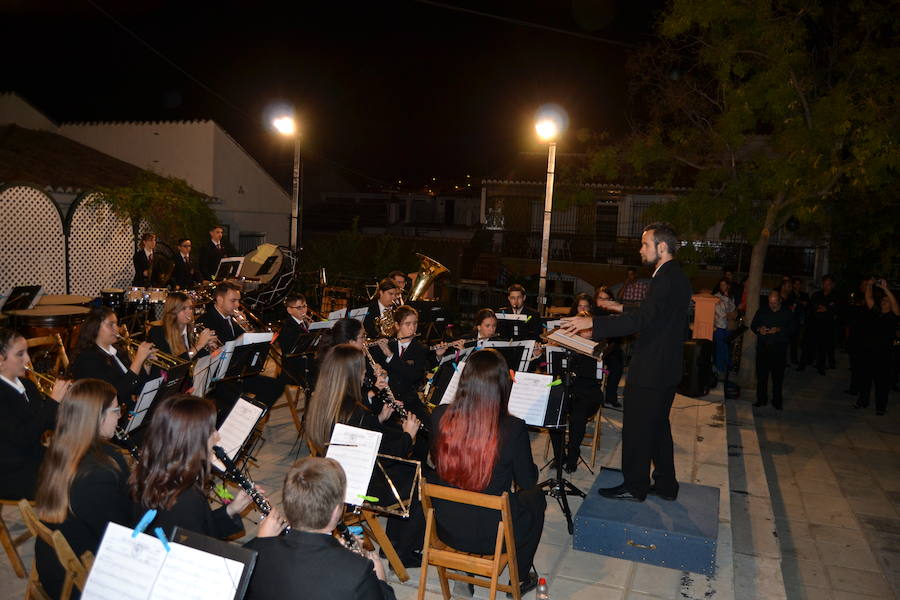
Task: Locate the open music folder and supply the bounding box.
[325,424,381,506]
[210,397,266,472]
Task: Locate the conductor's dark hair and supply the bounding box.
[507,283,526,296]
[643,222,679,255]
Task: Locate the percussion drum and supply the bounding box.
[126,287,147,303]
[100,289,125,311]
[7,305,90,351]
[36,294,92,306]
[147,288,168,304]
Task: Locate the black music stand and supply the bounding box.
[154,362,191,403]
[1,285,42,312]
[281,332,321,389]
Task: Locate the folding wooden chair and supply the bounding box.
[51,530,93,600]
[0,499,32,578]
[17,500,52,599]
[418,482,520,600]
[25,333,69,374]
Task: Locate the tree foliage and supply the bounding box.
[303,218,415,281]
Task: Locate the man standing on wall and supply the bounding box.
[561,222,692,502]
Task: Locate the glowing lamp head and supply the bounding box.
[535,119,559,141]
[272,116,297,136]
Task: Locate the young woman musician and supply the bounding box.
[569,292,593,316]
[304,344,424,566]
[471,308,499,346]
[0,328,66,500]
[70,307,155,412]
[34,379,133,598]
[148,292,217,359]
[371,305,433,420]
[595,286,624,409]
[129,394,258,538]
[428,349,545,595]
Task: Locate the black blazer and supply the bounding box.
[0,377,57,499]
[132,250,157,287]
[71,345,141,412]
[368,338,431,407]
[277,316,309,383]
[244,529,396,600]
[200,308,240,344]
[35,446,132,598]
[428,405,539,552]
[592,260,692,389]
[135,486,244,540]
[198,240,229,280]
[497,305,543,341]
[170,254,202,289]
[363,300,391,340]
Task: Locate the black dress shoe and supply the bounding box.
[563,461,578,474]
[648,485,678,501]
[507,571,538,598]
[599,484,644,502]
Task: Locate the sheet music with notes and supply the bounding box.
[440,344,474,365]
[483,340,535,369]
[325,424,382,506]
[349,307,368,323]
[328,308,347,320]
[82,522,245,600]
[125,377,163,433]
[507,371,553,426]
[237,332,274,345]
[191,353,215,397]
[439,361,466,404]
[213,340,238,380]
[211,398,265,472]
[308,320,337,330]
[495,313,528,321]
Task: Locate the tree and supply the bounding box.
[582,0,900,385]
[94,173,218,247]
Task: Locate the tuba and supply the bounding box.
[373,253,449,337]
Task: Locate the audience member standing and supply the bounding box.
[713,279,737,380]
[855,279,899,415]
[789,277,809,365]
[808,275,840,374]
[751,290,796,410]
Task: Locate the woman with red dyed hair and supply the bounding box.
[429,349,545,595]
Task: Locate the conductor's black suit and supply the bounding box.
[591,259,691,499]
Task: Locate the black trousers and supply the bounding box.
[756,342,787,407]
[604,347,624,404]
[857,351,893,413]
[813,322,836,370]
[621,384,678,499]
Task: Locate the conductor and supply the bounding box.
[561,222,691,502]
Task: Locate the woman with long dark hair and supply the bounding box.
[70,307,155,411]
[148,292,217,359]
[568,293,593,316]
[429,349,545,594]
[34,379,132,598]
[370,305,432,420]
[595,286,624,409]
[0,328,64,500]
[129,394,256,538]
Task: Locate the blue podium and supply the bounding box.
[572,468,720,575]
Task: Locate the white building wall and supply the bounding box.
[0,93,57,131]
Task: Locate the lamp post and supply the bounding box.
[273,115,301,251]
[535,118,559,315]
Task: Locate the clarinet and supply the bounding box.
[115,428,141,462]
[212,445,271,516]
[335,523,373,556]
[362,345,428,432]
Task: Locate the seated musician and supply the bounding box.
[388,270,407,301]
[305,344,424,567]
[468,308,499,348]
[131,232,158,287]
[34,379,133,599]
[148,292,217,360]
[170,238,203,290]
[70,307,154,413]
[130,394,257,538]
[498,283,542,341]
[363,279,402,339]
[315,318,386,413]
[428,349,545,596]
[0,328,65,500]
[244,457,397,600]
[369,305,434,421]
[277,293,312,386]
[594,286,623,409]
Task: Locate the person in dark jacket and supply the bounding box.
[497,283,543,342]
[34,379,133,599]
[131,232,157,287]
[170,238,203,290]
[751,290,797,409]
[428,349,544,597]
[197,224,230,280]
[363,278,402,339]
[0,328,64,500]
[855,279,899,415]
[244,457,396,600]
[561,222,692,502]
[277,293,312,386]
[808,274,840,374]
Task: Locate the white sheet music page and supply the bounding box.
[211,397,264,471]
[440,345,473,365]
[325,424,382,506]
[214,340,238,379]
[495,313,528,321]
[349,307,368,323]
[191,353,215,397]
[328,308,347,320]
[237,332,274,346]
[126,377,163,433]
[308,320,337,330]
[507,371,553,426]
[439,361,466,404]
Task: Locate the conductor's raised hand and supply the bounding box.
[560,315,593,335]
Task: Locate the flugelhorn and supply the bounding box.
[116,329,190,370]
[25,365,58,397]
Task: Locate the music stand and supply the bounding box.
[281,332,321,389]
[1,285,42,312]
[214,257,244,281]
[153,362,191,403]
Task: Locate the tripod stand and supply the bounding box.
[538,348,586,534]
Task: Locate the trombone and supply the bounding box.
[116,329,190,370]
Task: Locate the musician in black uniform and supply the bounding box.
[595,286,624,408]
[199,282,284,410]
[363,278,402,339]
[197,224,229,280]
[131,232,157,287]
[498,283,542,341]
[70,307,155,414]
[388,270,408,299]
[277,293,312,386]
[170,238,203,290]
[315,318,389,414]
[562,222,692,502]
[148,292,218,359]
[0,328,64,500]
[244,457,397,600]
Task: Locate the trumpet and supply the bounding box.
[25,365,60,397]
[234,303,270,333]
[116,332,190,370]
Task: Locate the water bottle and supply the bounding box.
[536,576,550,599]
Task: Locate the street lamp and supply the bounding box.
[273,115,301,251]
[535,117,559,315]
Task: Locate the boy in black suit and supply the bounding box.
[198,225,229,280]
[245,457,396,600]
[132,232,157,286]
[562,222,692,502]
[170,238,202,289]
[363,278,402,339]
[498,284,542,341]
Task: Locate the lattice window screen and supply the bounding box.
[67,194,136,295]
[0,186,66,295]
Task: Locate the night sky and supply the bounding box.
[3,1,663,189]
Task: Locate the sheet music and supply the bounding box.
[308,320,337,330]
[125,377,163,433]
[483,339,535,369]
[349,307,368,323]
[191,353,215,397]
[211,397,265,471]
[439,361,466,404]
[328,308,347,320]
[325,424,382,506]
[440,345,474,364]
[507,371,552,426]
[213,340,238,380]
[82,522,244,600]
[236,332,274,346]
[544,319,562,330]
[495,312,528,321]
